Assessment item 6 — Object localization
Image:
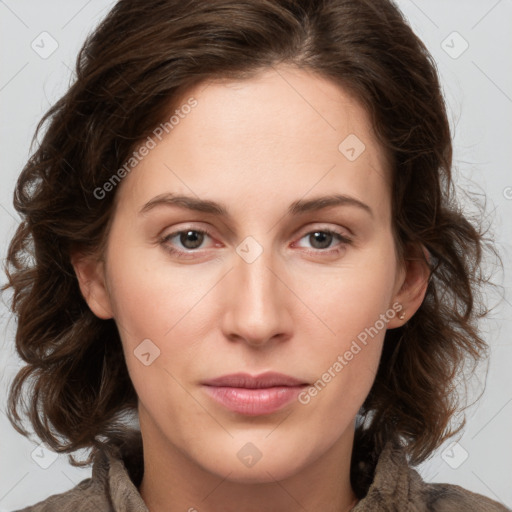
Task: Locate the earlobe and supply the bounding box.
[388,245,431,328]
[71,252,114,320]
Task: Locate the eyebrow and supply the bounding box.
[139,193,373,218]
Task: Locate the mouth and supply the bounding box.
[201,372,309,416]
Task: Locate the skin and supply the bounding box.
[73,65,429,512]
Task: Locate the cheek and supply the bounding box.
[106,263,201,420]
[293,240,398,403]
[106,245,212,338]
[104,248,223,389]
[298,238,398,339]
[295,295,388,438]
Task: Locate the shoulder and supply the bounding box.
[12,435,147,512]
[354,440,511,511]
[414,480,511,512]
[11,476,109,512]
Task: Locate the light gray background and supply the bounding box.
[1,1,511,510]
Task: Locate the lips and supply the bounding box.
[202,372,308,388]
[201,372,309,416]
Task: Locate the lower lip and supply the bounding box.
[202,385,305,415]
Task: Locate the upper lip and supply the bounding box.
[202,372,308,389]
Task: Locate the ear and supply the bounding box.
[387,244,431,328]
[71,251,114,320]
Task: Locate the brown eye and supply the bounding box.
[161,229,213,253]
[295,229,352,252]
[308,231,334,249]
[178,230,205,249]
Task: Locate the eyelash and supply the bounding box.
[159,226,352,259]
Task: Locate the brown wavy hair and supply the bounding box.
[2,0,495,487]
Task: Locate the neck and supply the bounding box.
[138,414,358,512]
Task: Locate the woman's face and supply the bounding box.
[77,65,419,482]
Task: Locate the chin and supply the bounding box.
[191,436,314,483]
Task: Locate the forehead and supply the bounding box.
[115,65,391,222]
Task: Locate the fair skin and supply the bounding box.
[72,65,429,512]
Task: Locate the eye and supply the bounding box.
[159,226,352,260]
[160,228,216,256]
[294,229,352,253]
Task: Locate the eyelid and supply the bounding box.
[294,222,352,240]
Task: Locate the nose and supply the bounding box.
[221,246,293,348]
